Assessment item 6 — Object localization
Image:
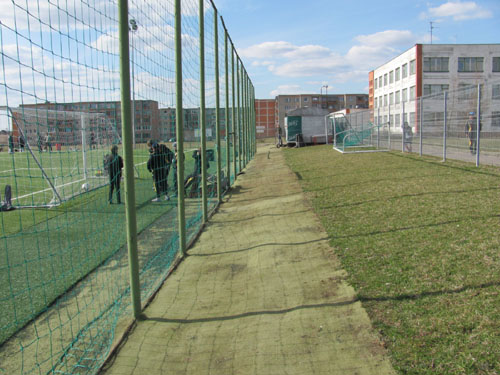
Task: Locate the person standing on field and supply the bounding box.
[465,112,481,155]
[108,145,123,204]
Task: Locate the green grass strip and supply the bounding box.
[285,145,500,375]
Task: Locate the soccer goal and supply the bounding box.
[1,106,122,208]
[329,110,390,153]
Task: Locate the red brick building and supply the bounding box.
[255,99,276,139]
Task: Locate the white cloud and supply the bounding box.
[423,1,493,21]
[270,84,303,97]
[243,29,423,85]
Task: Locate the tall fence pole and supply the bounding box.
[476,84,481,167]
[175,0,186,256]
[443,91,447,162]
[199,0,207,222]
[401,102,404,152]
[377,108,380,149]
[419,97,423,156]
[118,0,141,318]
[236,58,242,173]
[387,105,391,150]
[231,44,236,178]
[214,7,221,203]
[223,24,230,185]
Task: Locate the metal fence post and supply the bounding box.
[476,84,481,167]
[214,7,221,203]
[199,0,207,222]
[231,44,236,178]
[388,105,391,150]
[443,91,447,162]
[118,0,141,318]
[377,108,380,149]
[236,58,241,173]
[401,102,404,153]
[223,24,230,185]
[175,0,186,256]
[419,98,423,157]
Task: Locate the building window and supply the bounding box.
[378,77,382,87]
[458,83,476,100]
[423,84,449,96]
[410,86,416,100]
[383,94,387,106]
[395,90,400,104]
[389,92,394,105]
[410,60,416,75]
[395,67,400,81]
[493,84,500,100]
[395,113,401,127]
[295,98,300,102]
[304,97,308,102]
[374,97,378,108]
[402,63,408,78]
[384,74,388,86]
[458,57,484,72]
[285,98,291,103]
[312,97,318,101]
[423,57,449,72]
[492,112,500,127]
[402,88,408,102]
[374,79,377,90]
[389,70,394,84]
[492,57,500,72]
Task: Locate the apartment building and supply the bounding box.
[12,100,160,146]
[370,44,500,131]
[275,93,368,134]
[255,99,276,138]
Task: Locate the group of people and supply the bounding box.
[7,134,25,154]
[106,140,211,205]
[146,140,175,202]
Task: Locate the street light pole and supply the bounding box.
[129,19,138,148]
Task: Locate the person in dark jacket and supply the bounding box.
[19,135,25,152]
[184,148,209,197]
[108,145,123,204]
[147,141,169,202]
[8,134,14,154]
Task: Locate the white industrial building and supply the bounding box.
[369,44,500,132]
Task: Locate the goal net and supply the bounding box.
[1,106,121,207]
[330,110,390,153]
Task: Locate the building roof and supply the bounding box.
[286,107,329,117]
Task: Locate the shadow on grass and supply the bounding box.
[144,299,358,324]
[332,214,500,239]
[320,186,500,210]
[189,237,330,257]
[359,280,500,303]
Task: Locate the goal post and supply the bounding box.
[329,109,390,154]
[2,106,122,207]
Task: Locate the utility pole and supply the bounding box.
[430,21,436,44]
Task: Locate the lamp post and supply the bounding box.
[129,19,138,148]
[321,84,329,109]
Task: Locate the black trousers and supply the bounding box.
[109,175,121,203]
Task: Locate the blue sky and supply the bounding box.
[216,0,500,98]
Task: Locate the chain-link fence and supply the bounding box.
[373,81,500,166]
[0,0,255,374]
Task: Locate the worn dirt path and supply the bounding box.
[101,144,396,375]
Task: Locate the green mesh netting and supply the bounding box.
[0,0,255,373]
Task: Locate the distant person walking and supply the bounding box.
[8,134,14,154]
[19,135,25,152]
[45,133,52,152]
[465,112,481,155]
[107,145,123,204]
[403,122,413,153]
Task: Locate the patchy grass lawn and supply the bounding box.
[285,145,500,375]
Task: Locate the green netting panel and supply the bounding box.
[0,0,255,374]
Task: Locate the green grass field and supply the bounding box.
[0,144,231,345]
[284,146,500,375]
